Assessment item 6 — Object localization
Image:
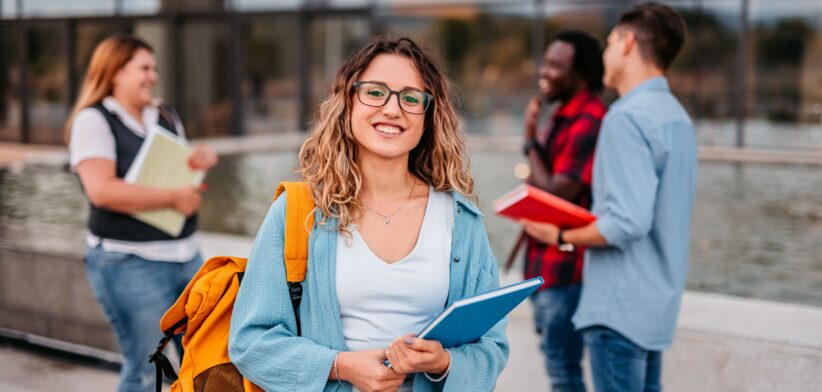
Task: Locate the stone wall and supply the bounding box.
[0,243,117,352]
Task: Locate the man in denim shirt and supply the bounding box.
[521,3,697,391]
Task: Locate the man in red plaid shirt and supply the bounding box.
[520,30,606,392]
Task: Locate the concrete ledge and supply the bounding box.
[467,135,822,166]
[3,134,822,171]
[679,291,822,351]
[698,145,822,166]
[664,292,822,391]
[0,231,253,355]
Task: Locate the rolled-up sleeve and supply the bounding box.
[68,108,116,169]
[593,112,658,249]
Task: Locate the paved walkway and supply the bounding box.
[0,343,121,392]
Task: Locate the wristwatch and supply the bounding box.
[522,138,540,156]
[557,229,575,252]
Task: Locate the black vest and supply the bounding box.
[86,103,198,241]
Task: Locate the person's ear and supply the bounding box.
[112,68,122,87]
[622,30,636,56]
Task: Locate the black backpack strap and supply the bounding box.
[288,282,303,336]
[148,317,188,392]
[239,270,302,336]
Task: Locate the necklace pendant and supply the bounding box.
[383,216,391,225]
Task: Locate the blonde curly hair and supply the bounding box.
[298,37,475,235]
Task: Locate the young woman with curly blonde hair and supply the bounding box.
[229,37,508,392]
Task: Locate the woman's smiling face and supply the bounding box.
[112,48,158,109]
[350,53,428,162]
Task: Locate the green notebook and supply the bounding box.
[124,126,205,237]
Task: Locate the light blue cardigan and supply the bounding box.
[229,191,509,391]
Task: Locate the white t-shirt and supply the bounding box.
[336,186,453,349]
[68,96,199,262]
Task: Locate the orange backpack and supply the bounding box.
[148,181,314,392]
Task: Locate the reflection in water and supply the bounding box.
[0,150,820,307]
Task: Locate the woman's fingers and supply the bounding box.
[187,145,218,170]
[386,344,409,375]
[403,336,441,353]
[392,341,414,373]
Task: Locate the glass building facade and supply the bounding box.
[0,0,820,148]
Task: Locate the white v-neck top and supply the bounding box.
[336,186,453,353]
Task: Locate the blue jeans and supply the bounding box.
[531,284,585,392]
[84,244,203,392]
[582,326,662,392]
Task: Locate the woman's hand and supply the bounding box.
[385,334,450,376]
[172,185,204,217]
[336,350,406,392]
[187,144,218,171]
[521,219,560,245]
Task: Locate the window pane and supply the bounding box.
[378,4,535,135]
[123,0,226,15]
[28,24,69,144]
[327,0,370,7]
[181,21,232,138]
[2,0,17,19]
[0,27,21,142]
[232,0,302,11]
[122,0,160,15]
[21,0,115,17]
[243,17,300,134]
[748,0,822,149]
[309,16,371,107]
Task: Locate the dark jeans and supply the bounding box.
[582,326,662,392]
[531,284,585,392]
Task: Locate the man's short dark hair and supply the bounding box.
[552,30,604,93]
[618,2,687,71]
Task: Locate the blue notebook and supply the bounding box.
[418,277,544,348]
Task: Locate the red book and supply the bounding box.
[493,184,596,228]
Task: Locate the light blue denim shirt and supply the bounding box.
[573,77,698,351]
[229,191,509,391]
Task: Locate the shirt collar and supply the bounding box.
[554,89,596,119]
[611,76,670,110]
[451,191,483,217]
[102,96,159,136]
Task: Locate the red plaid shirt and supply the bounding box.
[525,90,605,289]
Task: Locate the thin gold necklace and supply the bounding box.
[363,179,417,225]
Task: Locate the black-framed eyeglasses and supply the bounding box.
[352,81,433,115]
